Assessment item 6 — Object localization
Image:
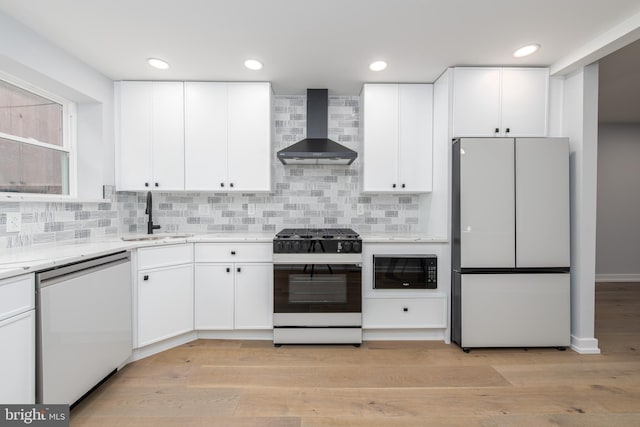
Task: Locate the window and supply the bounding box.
[0,74,75,196]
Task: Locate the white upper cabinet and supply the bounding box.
[362,83,433,193]
[117,81,185,191]
[184,82,271,192]
[452,68,548,138]
[184,82,228,191]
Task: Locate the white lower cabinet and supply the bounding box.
[136,244,194,347]
[194,264,234,329]
[195,263,273,330]
[194,242,273,330]
[234,264,273,329]
[363,298,446,329]
[0,274,35,404]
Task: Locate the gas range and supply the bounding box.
[273,228,362,254]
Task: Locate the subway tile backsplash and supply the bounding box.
[0,95,421,249]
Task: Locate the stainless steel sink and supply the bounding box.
[121,233,193,242]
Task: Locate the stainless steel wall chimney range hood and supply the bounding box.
[277,89,357,165]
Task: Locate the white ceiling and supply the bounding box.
[0,0,639,120]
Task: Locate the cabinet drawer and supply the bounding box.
[195,243,272,262]
[363,297,446,329]
[138,244,193,270]
[0,274,35,322]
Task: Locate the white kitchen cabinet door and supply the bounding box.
[362,84,399,192]
[184,82,229,191]
[152,82,185,190]
[118,81,153,190]
[118,81,185,191]
[501,69,549,137]
[461,273,570,348]
[234,263,273,329]
[453,68,548,138]
[0,311,35,404]
[194,264,234,329]
[452,68,501,137]
[362,84,433,193]
[516,138,570,267]
[398,84,433,192]
[138,264,194,347]
[226,83,271,192]
[460,138,515,268]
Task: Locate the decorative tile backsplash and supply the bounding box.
[0,196,119,249]
[119,95,421,234]
[0,95,422,249]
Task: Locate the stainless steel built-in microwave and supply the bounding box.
[373,255,437,289]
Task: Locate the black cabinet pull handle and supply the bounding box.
[231,251,236,255]
[237,267,241,273]
[230,183,234,188]
[392,184,396,188]
[402,184,406,188]
[226,267,230,273]
[505,128,510,134]
[220,183,225,187]
[495,128,500,133]
[143,275,149,281]
[145,182,149,187]
[403,307,408,312]
[155,182,159,187]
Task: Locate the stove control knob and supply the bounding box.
[342,241,352,252]
[293,241,301,252]
[284,241,292,252]
[352,241,361,253]
[314,241,322,251]
[276,241,284,252]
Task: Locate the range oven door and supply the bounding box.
[273,263,362,314]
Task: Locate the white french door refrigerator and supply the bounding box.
[451,137,570,351]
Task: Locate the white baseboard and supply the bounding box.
[570,335,601,354]
[197,330,273,340]
[129,331,198,362]
[363,329,446,341]
[596,274,640,282]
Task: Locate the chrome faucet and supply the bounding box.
[145,191,161,234]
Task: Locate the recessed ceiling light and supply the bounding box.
[147,58,169,70]
[513,44,540,58]
[244,59,263,70]
[369,60,388,71]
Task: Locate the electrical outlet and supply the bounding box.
[357,204,365,215]
[247,204,256,216]
[6,212,21,233]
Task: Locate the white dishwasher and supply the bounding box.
[36,251,132,405]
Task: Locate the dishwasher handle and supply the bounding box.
[36,251,130,289]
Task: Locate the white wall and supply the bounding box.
[596,123,640,281]
[0,11,115,200]
[561,64,600,354]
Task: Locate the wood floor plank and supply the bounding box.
[301,413,640,427]
[232,386,616,417]
[189,365,510,388]
[494,361,640,386]
[71,416,301,427]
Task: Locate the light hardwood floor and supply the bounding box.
[71,283,640,426]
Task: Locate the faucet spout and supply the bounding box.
[146,191,161,234]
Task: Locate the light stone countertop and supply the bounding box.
[0,232,448,280]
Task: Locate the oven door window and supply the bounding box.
[274,264,361,313]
